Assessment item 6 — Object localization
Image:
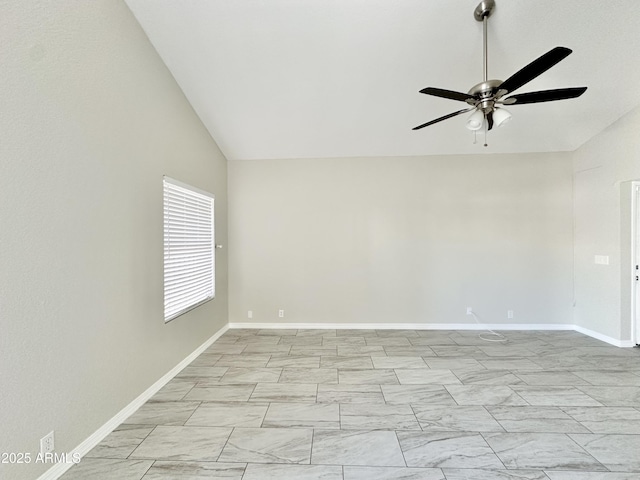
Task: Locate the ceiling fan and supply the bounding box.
[413,0,587,138]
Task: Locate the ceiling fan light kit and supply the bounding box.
[466,109,486,131]
[413,0,587,144]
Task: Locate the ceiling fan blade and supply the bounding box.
[420,87,476,103]
[498,47,573,95]
[412,108,474,130]
[502,86,587,105]
[487,112,494,131]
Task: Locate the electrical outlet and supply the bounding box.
[40,431,54,455]
[507,310,514,319]
[466,307,473,315]
[247,310,253,319]
[278,309,285,318]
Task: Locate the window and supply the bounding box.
[163,176,215,322]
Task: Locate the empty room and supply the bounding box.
[2,0,640,479]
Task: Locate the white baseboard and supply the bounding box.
[572,325,635,347]
[228,322,575,331]
[37,324,229,480]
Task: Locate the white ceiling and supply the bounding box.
[125,0,640,160]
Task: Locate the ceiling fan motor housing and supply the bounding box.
[468,79,502,113]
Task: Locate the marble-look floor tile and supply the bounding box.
[511,386,603,407]
[442,469,548,480]
[182,384,255,402]
[365,337,412,346]
[395,369,461,385]
[86,425,154,458]
[343,466,445,479]
[263,402,340,429]
[453,370,523,386]
[375,329,420,338]
[338,369,399,385]
[290,345,338,356]
[278,336,324,346]
[336,329,377,336]
[149,381,195,402]
[570,347,637,357]
[321,356,374,369]
[486,406,590,433]
[175,366,229,382]
[384,347,437,357]
[257,329,297,336]
[569,433,640,471]
[204,344,246,354]
[431,346,485,357]
[397,431,502,469]
[60,458,153,480]
[234,336,282,345]
[337,346,387,356]
[479,346,536,357]
[214,354,271,367]
[479,359,542,371]
[575,386,640,407]
[424,358,485,371]
[242,463,343,480]
[296,328,337,337]
[218,427,313,464]
[515,372,590,386]
[267,355,320,368]
[483,432,605,471]
[130,426,231,461]
[70,330,640,479]
[449,333,497,347]
[185,402,268,427]
[544,472,640,479]
[311,429,405,466]
[561,406,640,434]
[141,461,246,479]
[410,336,457,346]
[571,370,640,386]
[529,356,594,371]
[317,384,385,404]
[123,401,201,426]
[249,383,317,402]
[371,356,428,369]
[218,367,282,384]
[412,405,504,432]
[188,353,222,367]
[381,385,456,405]
[340,403,421,430]
[241,344,292,354]
[416,330,458,337]
[445,385,528,406]
[323,337,366,346]
[279,367,338,384]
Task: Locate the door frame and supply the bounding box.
[632,181,640,345]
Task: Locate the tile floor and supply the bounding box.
[61,329,640,480]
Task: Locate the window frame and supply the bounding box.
[163,176,215,323]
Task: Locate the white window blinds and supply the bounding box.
[163,177,215,322]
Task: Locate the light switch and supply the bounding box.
[594,255,610,265]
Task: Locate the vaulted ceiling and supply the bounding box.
[125,0,640,160]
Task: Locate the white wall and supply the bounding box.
[0,2,228,479]
[229,153,573,327]
[572,104,640,342]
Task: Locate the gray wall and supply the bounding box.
[572,104,640,341]
[229,153,574,327]
[0,2,228,479]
